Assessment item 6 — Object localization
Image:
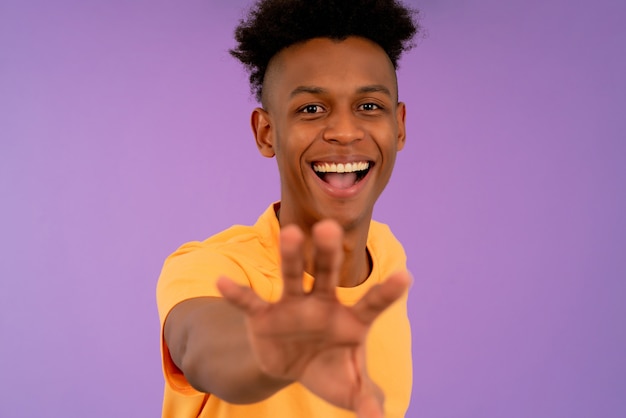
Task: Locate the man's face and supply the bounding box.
[253,36,406,231]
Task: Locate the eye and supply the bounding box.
[359,103,381,111]
[300,104,324,114]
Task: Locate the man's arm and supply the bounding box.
[164,297,292,403]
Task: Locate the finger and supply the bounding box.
[311,220,343,294]
[216,276,268,315]
[280,224,306,297]
[352,271,412,325]
[355,391,384,418]
[354,348,385,418]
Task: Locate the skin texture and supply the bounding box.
[164,36,409,417]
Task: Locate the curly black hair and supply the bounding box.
[230,0,420,102]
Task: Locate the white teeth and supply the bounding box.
[313,161,370,173]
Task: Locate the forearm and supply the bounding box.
[166,297,292,403]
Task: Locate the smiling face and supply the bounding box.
[252,36,406,232]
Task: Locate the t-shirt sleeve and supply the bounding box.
[156,241,250,395]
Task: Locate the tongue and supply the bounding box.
[325,172,357,189]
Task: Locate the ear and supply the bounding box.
[251,107,275,158]
[396,102,407,151]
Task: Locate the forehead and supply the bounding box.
[263,37,398,105]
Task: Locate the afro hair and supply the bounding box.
[230,0,420,102]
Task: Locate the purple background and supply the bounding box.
[1,0,624,417]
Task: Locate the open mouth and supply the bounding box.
[312,161,372,189]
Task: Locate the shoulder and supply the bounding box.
[368,220,404,251]
[166,203,280,265]
[163,223,269,273]
[156,223,275,321]
[368,220,407,272]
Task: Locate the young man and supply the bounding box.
[157,1,419,417]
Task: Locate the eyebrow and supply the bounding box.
[289,86,326,98]
[289,84,393,99]
[356,85,392,97]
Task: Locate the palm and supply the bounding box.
[217,220,410,417]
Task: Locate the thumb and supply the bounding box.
[353,347,385,418]
[355,382,385,418]
[216,276,268,315]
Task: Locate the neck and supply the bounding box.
[276,204,372,288]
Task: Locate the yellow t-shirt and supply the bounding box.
[157,203,412,417]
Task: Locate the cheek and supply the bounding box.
[280,126,318,153]
[373,125,400,149]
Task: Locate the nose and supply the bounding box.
[322,109,364,145]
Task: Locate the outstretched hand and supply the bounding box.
[217,220,411,417]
